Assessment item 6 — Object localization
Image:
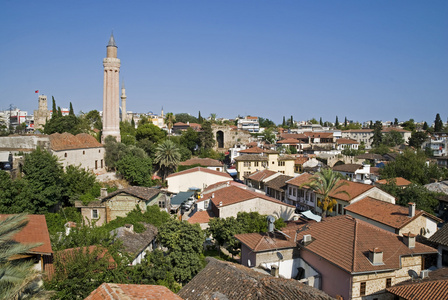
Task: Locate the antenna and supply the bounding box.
[408,270,419,280]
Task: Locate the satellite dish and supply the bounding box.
[408,270,419,280]
[276,251,284,260]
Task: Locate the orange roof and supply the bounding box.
[188,210,214,224]
[387,279,448,300]
[276,138,302,144]
[294,157,309,165]
[336,138,359,144]
[346,197,442,228]
[286,173,314,186]
[295,215,437,273]
[49,133,103,151]
[280,133,308,140]
[245,169,277,181]
[85,283,182,300]
[328,179,374,202]
[239,146,265,154]
[203,185,294,208]
[0,214,52,255]
[376,177,412,186]
[166,167,232,179]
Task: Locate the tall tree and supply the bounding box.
[335,116,339,128]
[164,112,175,136]
[394,118,399,126]
[0,214,40,299]
[434,113,443,132]
[51,96,57,119]
[198,111,203,124]
[344,117,348,128]
[154,140,181,181]
[282,116,286,127]
[383,130,404,147]
[69,102,74,116]
[422,122,429,131]
[302,169,349,217]
[408,131,427,149]
[319,117,323,126]
[370,120,383,148]
[199,121,215,150]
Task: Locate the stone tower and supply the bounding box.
[102,33,121,143]
[33,95,50,130]
[121,81,127,122]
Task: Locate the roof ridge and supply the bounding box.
[351,217,358,273]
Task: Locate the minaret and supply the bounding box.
[102,33,121,143]
[121,81,127,122]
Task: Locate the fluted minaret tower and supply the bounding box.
[102,33,121,143]
[121,81,127,122]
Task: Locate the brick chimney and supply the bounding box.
[408,202,416,218]
[368,247,383,265]
[403,232,416,248]
[101,188,108,198]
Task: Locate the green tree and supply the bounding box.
[383,130,404,147]
[180,127,200,153]
[282,116,286,127]
[434,113,443,132]
[154,140,181,181]
[370,120,383,148]
[175,113,198,124]
[158,219,205,283]
[335,116,339,128]
[116,154,154,186]
[69,102,74,116]
[302,169,349,217]
[319,117,323,126]
[198,111,203,124]
[164,113,176,136]
[394,118,399,126]
[408,131,427,149]
[262,128,276,144]
[62,165,99,205]
[401,119,416,131]
[258,117,275,128]
[199,121,215,150]
[344,117,348,128]
[0,214,41,300]
[135,123,166,142]
[422,122,429,131]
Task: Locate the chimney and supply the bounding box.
[101,188,108,198]
[219,201,222,206]
[403,232,416,248]
[408,202,416,218]
[212,193,215,198]
[368,248,383,265]
[124,224,134,233]
[270,265,279,277]
[302,234,312,246]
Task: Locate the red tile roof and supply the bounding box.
[203,185,295,208]
[295,215,436,273]
[0,214,52,255]
[286,173,314,186]
[280,133,308,140]
[345,197,441,230]
[336,138,359,145]
[376,177,412,186]
[201,180,246,195]
[239,146,265,154]
[166,167,232,179]
[276,138,303,144]
[188,210,215,225]
[295,157,309,165]
[49,133,103,151]
[245,169,277,181]
[179,157,223,167]
[85,283,182,300]
[332,164,364,173]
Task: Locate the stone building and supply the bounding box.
[234,151,296,180]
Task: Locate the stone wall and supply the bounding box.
[212,125,252,151]
[106,194,146,223]
[0,135,50,152]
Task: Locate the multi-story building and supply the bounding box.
[237,116,260,133]
[234,150,295,180]
[424,132,448,157]
[341,127,411,149]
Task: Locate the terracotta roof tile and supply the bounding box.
[264,175,293,191]
[295,216,436,273]
[179,157,223,167]
[344,197,442,230]
[0,214,52,255]
[100,186,161,201]
[286,173,314,186]
[188,210,215,225]
[276,138,303,144]
[245,169,277,181]
[328,180,374,202]
[336,138,359,144]
[234,154,268,162]
[203,185,295,208]
[239,146,265,154]
[376,177,412,186]
[201,180,245,195]
[429,223,448,247]
[295,157,309,164]
[178,257,334,300]
[49,133,102,151]
[85,283,182,300]
[387,279,448,300]
[280,133,309,140]
[112,224,158,256]
[166,167,232,179]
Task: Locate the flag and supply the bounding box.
[35,90,39,93]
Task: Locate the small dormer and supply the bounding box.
[368,247,383,265]
[403,232,416,248]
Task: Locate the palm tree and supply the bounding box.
[302,169,349,217]
[0,214,41,299]
[164,112,175,136]
[154,140,181,181]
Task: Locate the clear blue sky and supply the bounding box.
[1,0,447,124]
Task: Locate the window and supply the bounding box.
[204,200,209,209]
[99,149,101,153]
[288,187,292,196]
[442,249,448,267]
[386,278,392,288]
[83,151,85,155]
[95,160,98,169]
[64,153,67,158]
[244,171,251,177]
[278,161,285,166]
[158,201,165,208]
[254,161,259,167]
[337,203,342,215]
[293,188,296,197]
[360,282,366,296]
[92,209,99,219]
[279,171,285,174]
[244,162,251,167]
[101,159,104,168]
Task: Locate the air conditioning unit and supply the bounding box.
[420,270,430,279]
[303,234,312,244]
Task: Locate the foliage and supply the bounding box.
[179,127,200,153]
[408,131,428,149]
[302,169,349,216]
[198,148,225,161]
[116,154,154,186]
[45,207,82,236]
[258,117,276,128]
[262,128,277,144]
[199,121,215,150]
[0,214,41,300]
[341,147,365,157]
[382,130,404,147]
[158,219,205,283]
[62,165,98,204]
[120,121,136,145]
[380,149,448,185]
[175,113,198,124]
[81,110,102,131]
[370,120,383,148]
[369,144,391,155]
[135,123,166,142]
[401,119,416,131]
[378,181,440,215]
[154,140,181,180]
[434,113,444,132]
[104,136,148,170]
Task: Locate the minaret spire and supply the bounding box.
[108,32,117,47]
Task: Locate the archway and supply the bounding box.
[216,131,224,148]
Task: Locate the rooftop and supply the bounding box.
[100,186,161,202]
[49,133,103,151]
[179,157,223,167]
[85,283,182,300]
[376,177,412,186]
[166,167,232,179]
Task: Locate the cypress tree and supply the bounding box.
[434,113,443,132]
[394,118,399,126]
[319,117,323,126]
[282,116,286,127]
[57,106,62,117]
[198,111,203,124]
[344,117,348,128]
[51,96,57,119]
[335,116,339,128]
[422,122,428,131]
[69,102,74,116]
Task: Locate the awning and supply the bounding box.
[300,210,322,222]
